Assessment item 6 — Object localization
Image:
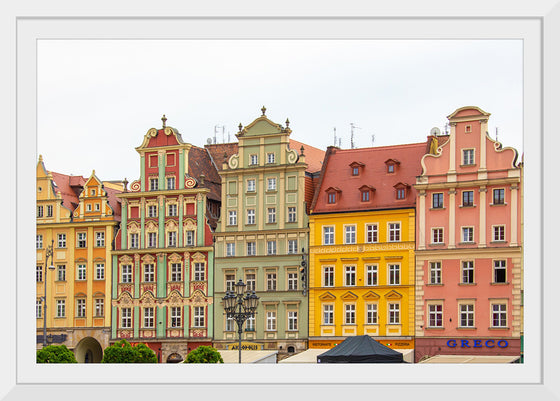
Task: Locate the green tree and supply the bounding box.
[101,339,157,363]
[183,346,223,363]
[36,345,77,363]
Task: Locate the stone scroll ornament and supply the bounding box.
[130,180,141,192]
[184,176,197,189]
[228,154,239,169]
[287,148,299,164]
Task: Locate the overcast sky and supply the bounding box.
[37,39,523,182]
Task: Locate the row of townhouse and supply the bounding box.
[36,106,522,363]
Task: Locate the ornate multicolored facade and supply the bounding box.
[414,106,523,362]
[36,156,121,362]
[111,116,221,363]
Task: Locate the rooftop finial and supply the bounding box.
[238,123,243,132]
[123,177,128,192]
[300,145,305,156]
[261,106,266,116]
[162,114,167,128]
[285,118,290,127]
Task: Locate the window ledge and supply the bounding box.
[491,282,510,286]
[456,326,477,330]
[426,283,444,287]
[429,207,446,211]
[459,205,476,208]
[458,282,477,286]
[490,240,508,244]
[489,326,510,330]
[490,203,507,206]
[458,241,477,245]
[430,242,446,246]
[459,164,477,168]
[425,326,445,330]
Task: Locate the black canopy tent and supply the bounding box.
[317,335,406,363]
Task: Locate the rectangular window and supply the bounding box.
[266,311,276,331]
[194,263,205,281]
[146,232,156,247]
[77,264,86,281]
[493,188,505,205]
[86,204,92,212]
[171,263,182,282]
[462,261,474,284]
[460,304,475,327]
[432,193,444,208]
[387,164,395,173]
[225,274,236,291]
[36,300,42,318]
[352,167,359,176]
[246,209,255,225]
[130,233,139,249]
[185,231,194,246]
[428,304,443,327]
[95,232,105,247]
[267,272,277,291]
[36,266,43,282]
[148,205,157,217]
[345,225,356,244]
[168,231,177,247]
[144,307,154,328]
[121,308,132,328]
[323,304,334,325]
[432,228,444,244]
[121,265,132,283]
[77,232,87,248]
[37,206,44,217]
[76,299,86,318]
[366,224,378,243]
[267,153,275,164]
[345,304,356,324]
[36,234,43,249]
[171,307,182,328]
[246,273,256,291]
[462,191,474,207]
[345,265,356,286]
[247,179,256,192]
[287,207,297,223]
[144,264,155,282]
[462,227,474,243]
[167,177,176,190]
[95,203,100,211]
[493,226,505,241]
[150,178,158,191]
[226,243,235,257]
[47,206,53,216]
[267,178,277,191]
[168,204,178,216]
[56,299,66,317]
[323,226,334,245]
[225,316,234,331]
[429,262,442,284]
[288,239,298,254]
[250,154,258,165]
[328,193,336,204]
[57,265,66,281]
[494,260,507,283]
[246,242,256,256]
[245,315,255,331]
[267,240,277,255]
[396,188,406,199]
[366,304,378,324]
[324,266,334,287]
[267,208,276,223]
[388,264,400,285]
[361,190,370,202]
[366,265,378,286]
[228,210,237,225]
[57,233,67,248]
[95,299,104,317]
[388,223,401,242]
[288,311,298,330]
[388,303,400,324]
[95,263,105,280]
[287,272,298,290]
[462,149,475,165]
[492,304,507,327]
[193,306,205,327]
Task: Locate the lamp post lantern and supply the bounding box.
[42,239,54,347]
[222,279,259,363]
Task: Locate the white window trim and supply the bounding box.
[387,221,401,242]
[365,223,378,243]
[492,225,506,242]
[323,266,335,287]
[426,301,444,328]
[431,227,444,244]
[458,301,476,328]
[387,301,401,324]
[461,148,476,166]
[322,225,335,246]
[343,224,357,245]
[461,226,475,243]
[387,263,401,285]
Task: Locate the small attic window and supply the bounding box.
[394,182,410,200]
[465,125,472,133]
[326,187,342,204]
[359,185,375,203]
[349,161,365,176]
[385,159,400,174]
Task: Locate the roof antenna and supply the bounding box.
[371,134,375,146]
[496,127,499,142]
[333,127,337,146]
[338,138,342,148]
[350,123,361,149]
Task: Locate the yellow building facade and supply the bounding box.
[36,156,121,362]
[308,209,415,349]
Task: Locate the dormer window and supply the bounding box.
[394,183,410,200]
[359,185,375,203]
[349,162,365,176]
[326,187,342,204]
[384,159,400,174]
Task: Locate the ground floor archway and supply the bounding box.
[74,336,104,363]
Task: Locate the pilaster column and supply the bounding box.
[418,191,427,250]
[448,189,456,248]
[510,185,519,246]
[478,187,487,247]
[479,119,488,171]
[121,199,128,249]
[448,122,457,174]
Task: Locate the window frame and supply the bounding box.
[323,226,335,245]
[388,222,401,242]
[429,261,442,284]
[323,304,334,325]
[366,264,378,286]
[462,148,475,165]
[388,264,400,285]
[493,260,507,284]
[462,190,474,207]
[428,303,443,328]
[344,225,357,244]
[461,260,475,284]
[365,223,378,243]
[344,265,356,286]
[432,227,444,244]
[459,303,475,328]
[432,192,444,209]
[323,266,334,287]
[366,303,378,324]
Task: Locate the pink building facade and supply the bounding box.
[414,106,523,362]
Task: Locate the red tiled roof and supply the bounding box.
[50,172,86,212]
[188,145,222,202]
[311,142,429,214]
[205,143,240,171]
[103,185,122,220]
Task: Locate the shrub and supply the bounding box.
[36,345,77,363]
[183,346,223,363]
[101,339,157,363]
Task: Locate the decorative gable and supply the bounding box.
[385,290,403,299]
[393,182,410,200]
[318,292,337,301]
[362,290,381,300]
[325,186,342,204]
[359,185,376,202]
[340,291,359,301]
[349,161,365,176]
[384,158,400,173]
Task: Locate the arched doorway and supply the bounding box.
[167,353,184,363]
[75,337,103,363]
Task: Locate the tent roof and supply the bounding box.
[317,335,405,363]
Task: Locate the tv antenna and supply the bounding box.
[496,127,499,142]
[350,123,361,149]
[333,127,337,146]
[371,134,375,146]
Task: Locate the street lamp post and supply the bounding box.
[42,239,54,347]
[222,279,259,364]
